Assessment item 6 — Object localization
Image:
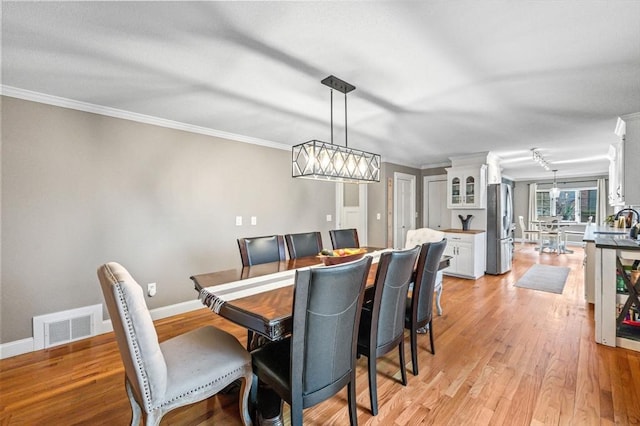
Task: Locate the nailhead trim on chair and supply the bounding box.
[158,365,250,408]
[113,281,154,413]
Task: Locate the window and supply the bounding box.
[536,187,597,223]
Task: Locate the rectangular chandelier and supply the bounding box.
[292,140,381,183]
[292,75,381,184]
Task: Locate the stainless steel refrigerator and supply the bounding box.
[486,183,513,275]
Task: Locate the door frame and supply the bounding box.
[423,174,448,229]
[393,172,416,248]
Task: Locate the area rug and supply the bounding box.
[514,264,570,294]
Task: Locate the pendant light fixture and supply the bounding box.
[550,169,561,198]
[292,75,381,183]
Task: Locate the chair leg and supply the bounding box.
[246,330,254,351]
[126,379,143,426]
[367,355,378,416]
[347,375,358,426]
[290,395,303,426]
[238,372,253,426]
[398,341,407,386]
[410,326,419,376]
[428,320,435,355]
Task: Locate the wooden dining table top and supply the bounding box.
[191,247,451,341]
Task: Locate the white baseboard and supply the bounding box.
[1,298,204,360]
[0,338,35,360]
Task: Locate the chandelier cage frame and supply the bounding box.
[292,75,381,184]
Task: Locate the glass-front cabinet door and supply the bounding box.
[465,176,475,205]
[446,166,487,209]
[451,177,461,206]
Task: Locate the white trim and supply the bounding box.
[1,298,203,359]
[0,338,35,360]
[0,85,290,151]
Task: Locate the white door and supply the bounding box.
[335,183,368,246]
[394,173,416,248]
[427,179,450,230]
[424,175,450,230]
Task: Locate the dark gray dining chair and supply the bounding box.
[251,256,373,426]
[329,228,360,249]
[237,235,286,266]
[284,232,323,259]
[97,262,252,426]
[405,238,447,375]
[356,246,421,415]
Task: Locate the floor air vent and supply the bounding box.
[33,304,102,349]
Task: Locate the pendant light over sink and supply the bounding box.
[550,169,561,199]
[292,75,381,183]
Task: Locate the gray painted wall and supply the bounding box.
[1,97,339,342]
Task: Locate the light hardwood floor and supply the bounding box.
[2,244,640,425]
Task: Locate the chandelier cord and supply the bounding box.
[345,91,348,148]
[330,89,333,145]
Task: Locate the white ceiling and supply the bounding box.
[2,1,639,181]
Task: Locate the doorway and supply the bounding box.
[335,183,368,246]
[393,172,416,248]
[423,175,450,230]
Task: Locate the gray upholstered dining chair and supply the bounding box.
[405,239,447,375]
[329,228,360,249]
[251,256,372,426]
[237,235,286,266]
[284,231,323,259]
[97,262,253,426]
[356,246,421,415]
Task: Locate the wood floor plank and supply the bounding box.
[3,244,640,424]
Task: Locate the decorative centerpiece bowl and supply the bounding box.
[318,248,366,266]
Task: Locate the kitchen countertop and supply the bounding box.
[441,229,486,234]
[594,236,640,250]
[583,225,629,243]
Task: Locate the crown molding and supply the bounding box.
[0,85,291,152]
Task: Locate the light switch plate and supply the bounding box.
[326,214,332,222]
[251,216,257,225]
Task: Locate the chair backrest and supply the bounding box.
[285,232,323,259]
[538,216,561,232]
[237,235,286,266]
[329,228,360,250]
[97,262,167,412]
[518,215,527,231]
[410,239,447,325]
[404,228,445,249]
[290,256,372,405]
[368,246,421,349]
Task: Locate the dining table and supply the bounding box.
[191,247,451,344]
[191,246,451,424]
[531,218,576,254]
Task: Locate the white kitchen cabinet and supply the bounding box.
[443,231,486,279]
[446,165,487,209]
[610,113,640,206]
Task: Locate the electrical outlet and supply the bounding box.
[326,214,332,222]
[235,216,242,226]
[251,216,257,225]
[147,282,157,297]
